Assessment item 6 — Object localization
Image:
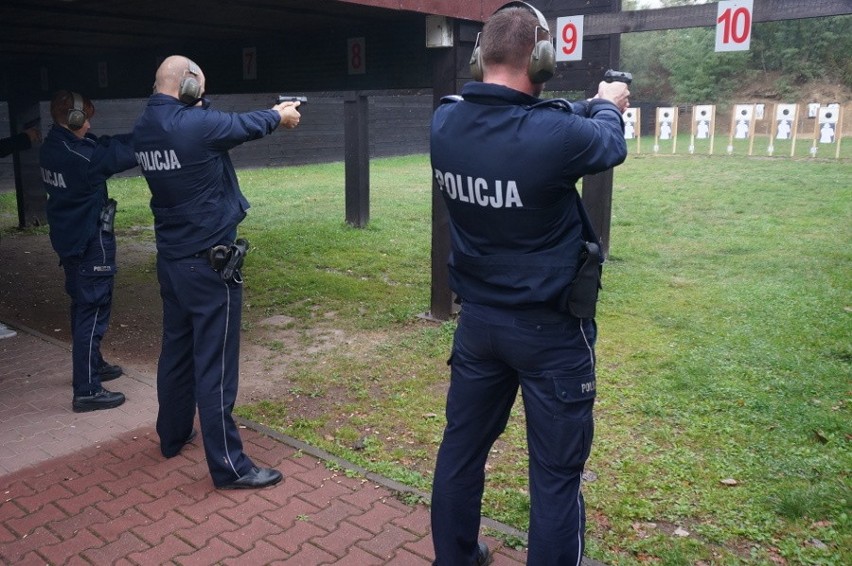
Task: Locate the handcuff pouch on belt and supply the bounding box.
[100,198,117,234]
[207,238,249,282]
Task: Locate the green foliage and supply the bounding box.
[752,17,852,89]
[620,29,674,101]
[666,28,750,102]
[621,9,852,102]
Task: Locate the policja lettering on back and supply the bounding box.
[135,149,182,172]
[40,168,67,188]
[433,169,524,208]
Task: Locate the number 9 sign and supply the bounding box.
[556,16,584,62]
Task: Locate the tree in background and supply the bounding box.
[621,0,852,103]
[752,17,852,94]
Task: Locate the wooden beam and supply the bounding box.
[344,92,370,228]
[583,0,852,36]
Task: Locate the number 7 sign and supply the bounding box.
[715,0,753,52]
[556,16,584,62]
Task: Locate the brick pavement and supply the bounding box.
[0,321,603,565]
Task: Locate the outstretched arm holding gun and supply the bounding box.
[272,97,303,129]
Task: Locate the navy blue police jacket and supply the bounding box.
[132,94,281,260]
[430,82,627,310]
[39,124,136,258]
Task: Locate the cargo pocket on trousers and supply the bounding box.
[549,372,596,469]
[77,273,114,308]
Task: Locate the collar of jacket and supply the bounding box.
[459,81,541,107]
[147,93,211,110]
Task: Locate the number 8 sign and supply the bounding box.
[715,0,753,52]
[556,16,584,62]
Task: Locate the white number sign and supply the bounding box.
[556,16,583,62]
[715,0,753,52]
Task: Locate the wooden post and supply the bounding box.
[582,169,614,258]
[835,105,845,159]
[581,13,621,259]
[8,95,44,228]
[709,105,717,155]
[748,104,757,156]
[426,19,477,321]
[672,109,679,154]
[768,103,778,156]
[344,92,369,228]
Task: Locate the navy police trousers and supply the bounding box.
[62,229,116,397]
[431,303,597,566]
[155,254,254,487]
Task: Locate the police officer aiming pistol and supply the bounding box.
[133,55,301,489]
[429,2,629,564]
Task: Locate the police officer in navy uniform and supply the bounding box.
[429,3,630,564]
[40,90,137,412]
[133,55,301,489]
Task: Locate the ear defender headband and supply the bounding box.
[67,92,87,131]
[470,1,556,84]
[178,60,203,104]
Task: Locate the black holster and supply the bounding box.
[207,238,249,282]
[558,241,602,318]
[100,198,117,233]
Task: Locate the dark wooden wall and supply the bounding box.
[0,91,433,192]
[0,15,431,102]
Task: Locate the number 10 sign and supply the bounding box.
[715,0,753,52]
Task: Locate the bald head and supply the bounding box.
[154,55,205,100]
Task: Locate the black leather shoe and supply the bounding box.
[99,362,123,382]
[217,467,282,490]
[162,429,198,458]
[72,388,125,413]
[477,542,493,566]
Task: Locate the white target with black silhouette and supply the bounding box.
[807,102,820,118]
[694,105,714,139]
[818,106,838,144]
[775,104,797,140]
[658,107,675,140]
[734,105,753,139]
[623,108,637,139]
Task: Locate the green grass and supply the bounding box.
[2,153,850,565]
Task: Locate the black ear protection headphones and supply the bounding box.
[470,1,556,84]
[178,59,203,104]
[67,92,87,131]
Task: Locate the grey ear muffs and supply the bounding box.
[469,1,556,84]
[67,92,87,131]
[178,60,203,104]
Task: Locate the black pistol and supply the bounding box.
[604,69,633,85]
[276,95,308,105]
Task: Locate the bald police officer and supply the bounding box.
[133,55,301,489]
